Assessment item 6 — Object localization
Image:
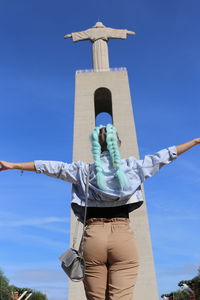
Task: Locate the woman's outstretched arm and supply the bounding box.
[1,138,199,173]
[176,138,200,156]
[0,160,81,184]
[135,138,200,180]
[0,161,36,172]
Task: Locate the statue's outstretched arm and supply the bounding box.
[107,28,135,40]
[64,33,72,39]
[126,30,136,35]
[64,30,91,42]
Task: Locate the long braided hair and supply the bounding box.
[90,124,129,190]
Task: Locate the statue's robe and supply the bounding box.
[71,28,128,70]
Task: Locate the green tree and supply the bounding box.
[9,285,47,300]
[0,269,11,300]
[0,268,48,300]
[161,267,200,300]
[30,291,48,300]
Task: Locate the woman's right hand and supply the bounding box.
[0,161,14,171]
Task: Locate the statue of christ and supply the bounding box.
[64,22,135,70]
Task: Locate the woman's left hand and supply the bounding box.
[176,138,200,155]
[194,138,200,144]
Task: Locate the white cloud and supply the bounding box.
[174,158,200,184]
[0,216,69,227]
[0,211,70,233]
[0,228,68,249]
[157,263,200,296]
[11,268,66,283]
[157,263,199,277]
[8,269,68,300]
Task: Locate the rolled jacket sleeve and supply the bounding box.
[136,146,177,180]
[34,160,82,184]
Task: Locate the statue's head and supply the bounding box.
[93,22,105,28]
[89,124,129,190]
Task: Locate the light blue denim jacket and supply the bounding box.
[34,146,177,222]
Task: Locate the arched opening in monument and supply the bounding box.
[96,112,113,126]
[94,87,113,126]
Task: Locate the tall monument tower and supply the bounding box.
[65,22,159,300]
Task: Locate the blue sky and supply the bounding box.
[0,0,200,299]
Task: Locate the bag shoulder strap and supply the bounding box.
[83,163,90,227]
[72,163,90,250]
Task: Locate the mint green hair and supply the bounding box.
[90,124,129,190]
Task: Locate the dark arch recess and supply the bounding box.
[94,88,113,122]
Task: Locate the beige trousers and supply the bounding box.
[82,218,139,300]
